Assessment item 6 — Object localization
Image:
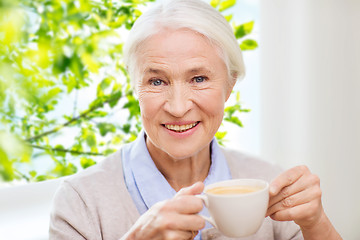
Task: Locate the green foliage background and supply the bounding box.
[0,0,256,183]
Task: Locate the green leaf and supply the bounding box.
[54,144,66,158]
[236,91,240,101]
[103,148,115,155]
[85,132,97,148]
[97,122,116,136]
[80,157,96,169]
[0,149,15,181]
[240,39,258,51]
[218,0,236,12]
[29,170,37,178]
[41,87,62,102]
[235,21,254,39]
[123,95,140,119]
[87,110,108,118]
[89,97,106,109]
[215,131,227,146]
[97,77,112,97]
[52,161,77,177]
[35,175,53,182]
[109,15,127,28]
[215,131,227,140]
[108,90,122,108]
[224,14,233,22]
[63,75,77,93]
[111,134,124,145]
[210,0,221,8]
[100,77,112,91]
[225,116,244,127]
[70,144,83,155]
[81,52,100,73]
[69,54,85,82]
[224,104,241,117]
[53,54,71,74]
[122,123,131,134]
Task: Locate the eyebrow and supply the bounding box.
[186,67,212,75]
[144,66,213,75]
[144,68,166,75]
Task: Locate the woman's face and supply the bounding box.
[137,29,234,160]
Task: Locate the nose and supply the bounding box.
[163,84,192,118]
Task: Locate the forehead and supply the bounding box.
[136,28,225,71]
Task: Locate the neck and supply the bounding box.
[146,138,211,192]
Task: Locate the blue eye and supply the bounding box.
[151,79,163,86]
[193,76,206,83]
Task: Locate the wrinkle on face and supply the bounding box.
[135,28,233,163]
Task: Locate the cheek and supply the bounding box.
[138,91,162,121]
[197,89,226,117]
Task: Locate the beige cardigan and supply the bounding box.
[49,147,303,240]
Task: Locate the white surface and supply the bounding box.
[0,178,64,240]
[260,0,360,239]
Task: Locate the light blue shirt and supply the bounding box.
[121,130,232,239]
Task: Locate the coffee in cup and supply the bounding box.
[206,185,263,195]
[196,179,269,238]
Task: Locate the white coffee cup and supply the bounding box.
[196,179,269,238]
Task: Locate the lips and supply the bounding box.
[163,121,199,133]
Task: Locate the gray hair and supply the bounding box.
[123,0,245,92]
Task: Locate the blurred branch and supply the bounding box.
[25,93,119,142]
[1,0,254,183]
[28,144,104,156]
[14,169,30,182]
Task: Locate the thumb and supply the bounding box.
[176,181,204,196]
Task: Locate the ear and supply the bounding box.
[225,74,237,102]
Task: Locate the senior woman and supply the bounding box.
[50,0,341,239]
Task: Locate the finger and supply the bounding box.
[139,203,204,239]
[164,229,194,240]
[267,185,320,217]
[269,199,323,225]
[268,173,309,208]
[167,214,205,231]
[269,165,310,196]
[268,172,320,208]
[169,195,204,214]
[176,182,204,196]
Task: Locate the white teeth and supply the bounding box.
[164,122,198,132]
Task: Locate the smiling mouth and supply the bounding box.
[163,122,200,133]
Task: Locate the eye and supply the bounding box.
[193,76,207,83]
[150,79,164,86]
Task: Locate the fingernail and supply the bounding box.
[269,185,277,194]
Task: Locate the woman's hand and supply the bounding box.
[267,165,323,227]
[267,165,342,240]
[122,182,205,240]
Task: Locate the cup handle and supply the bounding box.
[195,194,217,228]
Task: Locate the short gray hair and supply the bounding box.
[123,0,245,92]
